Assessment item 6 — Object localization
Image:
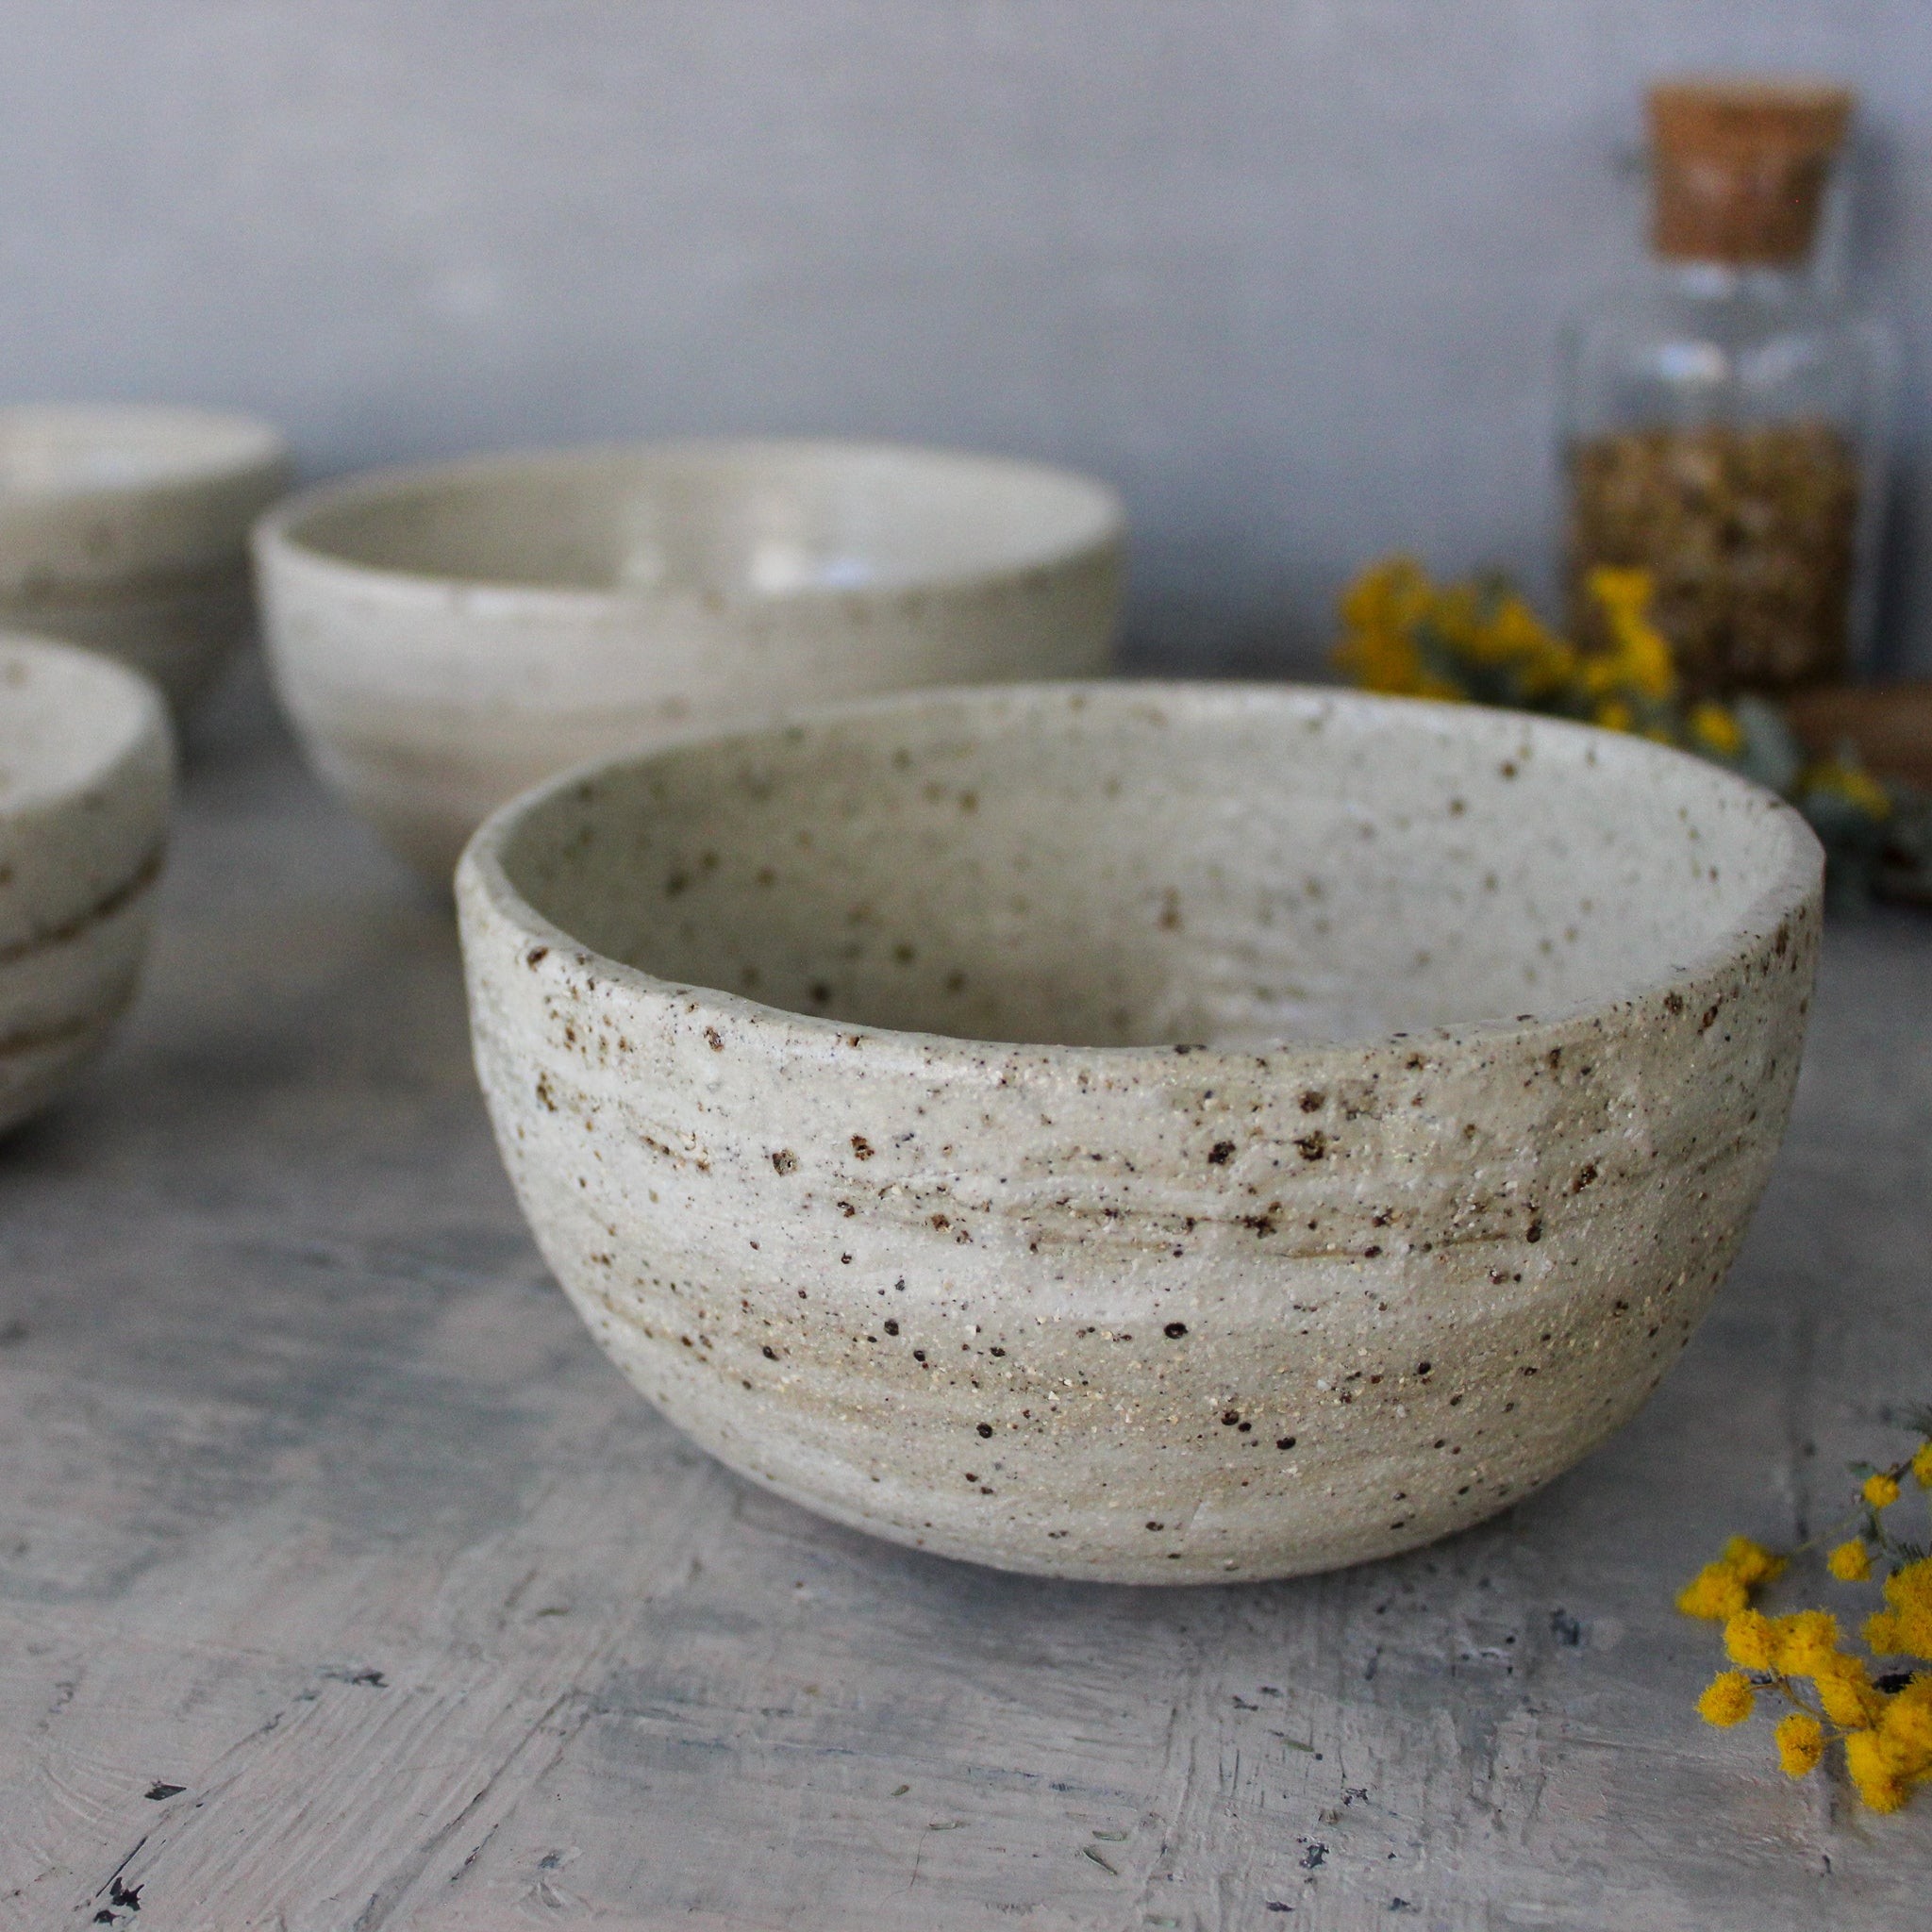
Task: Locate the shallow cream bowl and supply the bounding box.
[457,682,1821,1582]
[258,440,1124,885]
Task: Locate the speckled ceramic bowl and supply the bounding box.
[258,440,1124,884]
[457,682,1822,1583]
[0,634,173,1133]
[0,406,291,712]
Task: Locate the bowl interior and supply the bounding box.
[492,687,1814,1049]
[0,407,285,496]
[281,442,1121,599]
[0,638,160,808]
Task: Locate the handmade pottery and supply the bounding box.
[257,440,1124,884]
[0,407,291,712]
[457,682,1822,1583]
[0,635,173,1133]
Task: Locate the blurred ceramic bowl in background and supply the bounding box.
[0,635,173,1134]
[0,407,291,713]
[255,440,1124,884]
[458,682,1821,1584]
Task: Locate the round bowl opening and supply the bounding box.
[489,684,1818,1051]
[0,637,165,812]
[273,441,1124,601]
[0,406,287,498]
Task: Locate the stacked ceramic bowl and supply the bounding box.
[0,406,291,713]
[0,634,173,1132]
[256,439,1125,882]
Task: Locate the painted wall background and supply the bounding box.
[4,0,1930,675]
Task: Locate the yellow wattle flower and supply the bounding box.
[1724,1609,1778,1671]
[1815,1654,1883,1729]
[1879,1683,1932,1757]
[1585,565,1677,703]
[1677,1537,1787,1622]
[1612,622,1677,703]
[1887,1557,1932,1611]
[1829,1538,1873,1583]
[1774,1609,1840,1677]
[1697,1672,1756,1728]
[1722,1538,1786,1588]
[1334,557,1439,700]
[1867,1609,1906,1656]
[1337,629,1428,696]
[1688,700,1744,758]
[1584,565,1654,624]
[1775,1711,1825,1777]
[1683,1441,1932,1811]
[1878,1561,1932,1659]
[1678,1565,1750,1622]
[1846,1730,1912,1813]
[1339,557,1429,636]
[1807,759,1893,821]
[1431,582,1484,657]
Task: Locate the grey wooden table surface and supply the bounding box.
[1,667,1929,1932]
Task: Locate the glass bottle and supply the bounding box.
[1561,80,1893,697]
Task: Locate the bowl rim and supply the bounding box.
[0,631,172,819]
[457,678,1824,1070]
[0,405,291,508]
[252,437,1127,613]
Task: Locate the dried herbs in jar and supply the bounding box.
[1560,79,1891,697]
[1568,419,1859,696]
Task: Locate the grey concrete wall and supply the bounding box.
[4,0,1930,674]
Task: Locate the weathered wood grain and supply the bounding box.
[0,665,1928,1930]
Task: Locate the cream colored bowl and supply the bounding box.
[257,440,1124,884]
[457,683,1820,1583]
[0,407,291,712]
[0,635,173,1133]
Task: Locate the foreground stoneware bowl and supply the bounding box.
[258,440,1124,884]
[0,635,173,1133]
[0,406,291,712]
[458,682,1822,1583]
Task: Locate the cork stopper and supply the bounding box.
[1647,79,1854,265]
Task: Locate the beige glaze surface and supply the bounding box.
[0,407,291,712]
[458,682,1822,1583]
[258,440,1124,885]
[0,634,172,1133]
